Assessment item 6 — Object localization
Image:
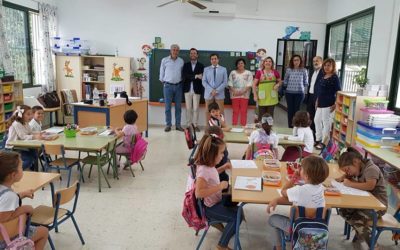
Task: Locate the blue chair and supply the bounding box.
[41,144,83,187]
[277,206,332,249]
[31,182,85,250]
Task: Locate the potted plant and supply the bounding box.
[64,123,78,138]
[354,68,368,95]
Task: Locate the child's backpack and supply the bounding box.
[130,133,148,164]
[181,164,208,232]
[320,138,339,161]
[184,125,196,150]
[251,143,274,160]
[0,215,35,250]
[291,206,329,250]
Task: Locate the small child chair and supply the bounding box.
[31,181,84,250]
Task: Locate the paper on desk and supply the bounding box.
[331,180,370,196]
[230,128,244,133]
[98,130,114,136]
[234,176,262,191]
[278,134,292,139]
[231,160,258,169]
[43,127,64,134]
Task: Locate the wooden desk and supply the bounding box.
[43,107,61,127]
[13,172,60,193]
[224,127,294,144]
[231,160,386,249]
[363,146,400,170]
[8,132,117,192]
[72,98,148,136]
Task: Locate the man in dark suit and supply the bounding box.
[182,48,204,132]
[307,56,323,141]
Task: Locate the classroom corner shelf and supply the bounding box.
[0,80,23,137]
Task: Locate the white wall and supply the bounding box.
[327,0,400,87]
[56,0,327,125]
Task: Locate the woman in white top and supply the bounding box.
[281,111,314,162]
[228,58,253,126]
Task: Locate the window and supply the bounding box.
[325,8,374,92]
[2,1,40,87]
[389,17,400,113]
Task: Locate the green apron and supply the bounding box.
[258,72,278,106]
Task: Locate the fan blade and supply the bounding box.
[188,0,207,9]
[157,0,179,8]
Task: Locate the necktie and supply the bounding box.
[213,66,217,83]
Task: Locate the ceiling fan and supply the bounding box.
[157,0,212,10]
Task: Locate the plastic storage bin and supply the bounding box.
[4,112,13,120]
[360,108,394,122]
[357,129,400,148]
[4,103,13,111]
[364,98,389,110]
[2,85,12,93]
[357,121,399,136]
[367,114,400,128]
[3,93,12,102]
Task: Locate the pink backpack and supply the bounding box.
[130,133,148,164]
[0,215,35,250]
[181,182,208,232]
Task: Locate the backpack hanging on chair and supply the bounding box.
[251,143,274,160]
[130,133,148,164]
[291,207,329,250]
[0,215,34,250]
[320,138,339,161]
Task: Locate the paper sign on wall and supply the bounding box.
[110,84,125,94]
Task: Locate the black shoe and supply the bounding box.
[194,126,200,132]
[176,126,184,132]
[164,126,171,132]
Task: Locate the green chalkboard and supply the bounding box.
[149,49,256,105]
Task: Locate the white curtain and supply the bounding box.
[0,0,13,73]
[39,3,57,92]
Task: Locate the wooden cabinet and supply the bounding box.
[56,55,131,100]
[0,80,23,139]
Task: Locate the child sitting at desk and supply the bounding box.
[281,111,314,162]
[267,155,330,250]
[0,151,48,250]
[208,102,230,132]
[29,106,44,133]
[336,147,387,248]
[246,113,278,159]
[115,110,138,169]
[6,105,42,170]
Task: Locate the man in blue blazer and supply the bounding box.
[202,53,227,123]
[307,56,323,140]
[182,48,204,132]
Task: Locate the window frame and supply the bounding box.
[388,17,400,114]
[3,1,39,88]
[324,7,375,85]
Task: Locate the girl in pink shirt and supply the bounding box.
[115,110,138,168]
[195,134,242,250]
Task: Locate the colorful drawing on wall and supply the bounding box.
[142,44,152,57]
[299,31,311,41]
[133,72,146,98]
[283,26,300,40]
[138,57,147,70]
[64,60,73,77]
[256,48,267,69]
[111,63,124,81]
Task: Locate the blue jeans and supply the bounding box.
[285,92,305,128]
[163,82,182,127]
[205,201,242,247]
[20,149,37,170]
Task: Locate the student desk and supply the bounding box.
[224,127,294,144]
[8,132,117,192]
[231,160,386,250]
[363,146,400,170]
[13,172,60,193]
[72,98,148,136]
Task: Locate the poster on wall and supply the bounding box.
[111,63,124,81]
[64,60,74,77]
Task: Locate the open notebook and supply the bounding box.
[234,176,262,191]
[43,127,64,134]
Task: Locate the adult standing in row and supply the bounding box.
[159,44,184,132]
[228,58,253,126]
[182,48,204,132]
[314,58,341,149]
[202,54,227,123]
[253,57,282,119]
[307,56,323,139]
[283,55,308,128]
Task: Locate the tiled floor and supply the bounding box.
[24,107,398,250]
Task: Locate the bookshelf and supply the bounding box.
[0,80,23,140]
